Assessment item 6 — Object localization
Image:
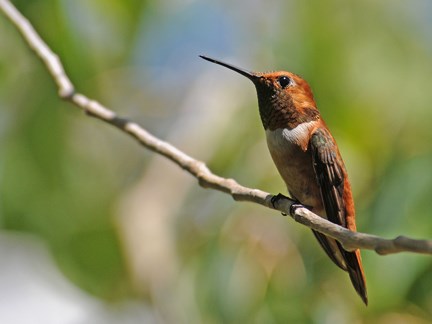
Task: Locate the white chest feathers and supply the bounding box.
[265,120,318,152]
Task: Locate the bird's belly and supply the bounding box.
[266,128,324,214]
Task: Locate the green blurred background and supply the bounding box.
[1,0,432,323]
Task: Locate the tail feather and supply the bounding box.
[342,248,368,305]
[312,230,368,305]
[312,230,346,270]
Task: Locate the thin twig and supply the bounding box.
[1,0,431,256]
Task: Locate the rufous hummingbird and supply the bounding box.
[200,55,368,305]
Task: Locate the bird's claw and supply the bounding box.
[289,203,304,216]
[271,194,310,216]
[271,193,289,216]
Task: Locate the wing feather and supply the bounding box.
[310,128,368,305]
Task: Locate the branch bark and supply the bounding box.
[1,0,431,256]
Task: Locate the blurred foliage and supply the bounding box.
[1,0,432,322]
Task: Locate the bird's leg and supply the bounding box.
[270,193,291,216]
[270,193,313,217]
[289,202,307,216]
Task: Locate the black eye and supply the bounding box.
[278,76,291,88]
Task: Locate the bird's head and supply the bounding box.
[200,55,319,130]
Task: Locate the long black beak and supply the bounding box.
[199,55,258,81]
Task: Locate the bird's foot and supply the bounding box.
[271,194,311,216]
[290,201,313,215]
[289,203,305,216]
[270,193,289,216]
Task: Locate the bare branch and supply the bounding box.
[1,0,431,256]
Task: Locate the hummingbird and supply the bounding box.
[200,55,367,305]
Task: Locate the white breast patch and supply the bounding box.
[265,120,317,149]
